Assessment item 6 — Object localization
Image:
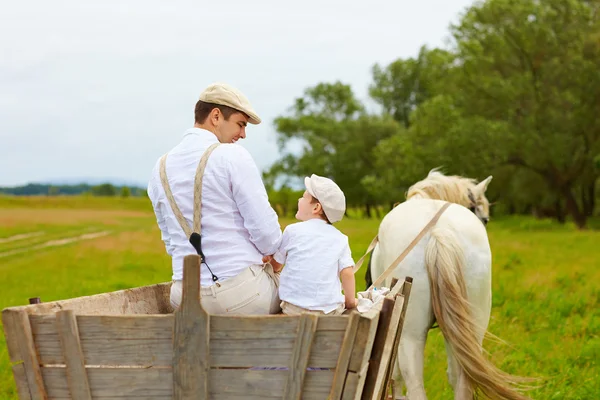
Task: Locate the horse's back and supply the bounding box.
[376,199,491,286]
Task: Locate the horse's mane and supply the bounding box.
[406,169,477,208]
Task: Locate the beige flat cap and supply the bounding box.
[199,83,261,125]
[304,174,346,223]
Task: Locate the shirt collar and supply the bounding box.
[305,218,328,225]
[183,127,220,143]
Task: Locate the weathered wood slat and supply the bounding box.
[371,296,405,400]
[348,309,380,373]
[55,310,92,400]
[6,283,173,316]
[40,367,337,399]
[360,297,395,400]
[284,313,319,400]
[342,371,360,400]
[42,367,172,398]
[173,254,209,400]
[2,309,32,400]
[381,278,413,399]
[329,312,360,399]
[32,334,344,368]
[351,363,371,400]
[11,363,33,400]
[30,316,345,368]
[14,310,47,400]
[30,314,346,338]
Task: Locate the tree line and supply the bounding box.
[0,183,146,198]
[264,0,600,229]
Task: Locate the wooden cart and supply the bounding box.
[2,255,412,400]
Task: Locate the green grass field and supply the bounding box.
[0,196,598,399]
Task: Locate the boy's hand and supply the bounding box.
[263,255,283,272]
[346,298,358,309]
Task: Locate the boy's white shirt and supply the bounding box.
[274,219,355,313]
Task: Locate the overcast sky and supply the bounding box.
[0,0,474,187]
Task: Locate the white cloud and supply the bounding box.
[0,0,473,186]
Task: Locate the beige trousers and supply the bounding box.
[280,300,346,316]
[170,263,281,315]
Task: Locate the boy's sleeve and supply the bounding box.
[338,238,355,272]
[273,227,292,265]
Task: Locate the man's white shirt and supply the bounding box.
[274,219,355,313]
[148,128,282,287]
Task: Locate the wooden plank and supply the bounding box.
[284,313,318,400]
[14,310,47,400]
[329,312,360,399]
[55,310,92,400]
[360,297,395,400]
[173,254,209,400]
[371,297,405,400]
[381,278,413,400]
[30,314,345,368]
[11,363,33,400]
[351,363,371,400]
[342,371,360,400]
[42,367,172,398]
[30,313,345,338]
[3,282,173,316]
[2,309,32,400]
[348,309,380,372]
[40,367,337,399]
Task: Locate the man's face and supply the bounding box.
[216,111,248,143]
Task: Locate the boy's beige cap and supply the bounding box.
[199,83,261,124]
[304,174,346,223]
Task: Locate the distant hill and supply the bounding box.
[0,182,147,197]
[40,177,147,188]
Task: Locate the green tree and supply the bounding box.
[272,82,401,217]
[370,46,455,128]
[120,186,131,198]
[91,183,116,197]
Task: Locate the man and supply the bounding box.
[147,82,282,314]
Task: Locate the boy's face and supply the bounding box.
[296,190,322,221]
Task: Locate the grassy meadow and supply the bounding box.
[0,196,598,399]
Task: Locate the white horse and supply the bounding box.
[369,170,529,400]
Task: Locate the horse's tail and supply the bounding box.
[424,225,532,400]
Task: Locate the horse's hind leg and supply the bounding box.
[397,332,427,400]
[395,296,432,400]
[445,341,474,400]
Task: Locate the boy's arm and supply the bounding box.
[340,267,358,309]
[339,239,358,308]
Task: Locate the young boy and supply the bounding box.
[267,174,358,315]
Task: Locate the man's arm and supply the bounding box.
[148,173,175,256]
[227,146,282,255]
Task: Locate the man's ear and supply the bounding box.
[209,108,220,124]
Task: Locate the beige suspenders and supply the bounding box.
[159,143,221,284]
